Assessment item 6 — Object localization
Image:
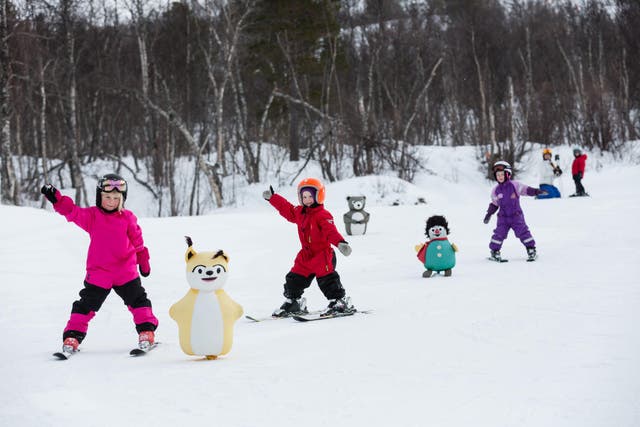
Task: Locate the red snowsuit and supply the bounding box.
[571,154,587,176]
[269,193,345,277]
[571,153,588,195]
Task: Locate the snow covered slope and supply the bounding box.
[1,147,639,427]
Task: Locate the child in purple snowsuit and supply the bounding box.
[483,161,545,262]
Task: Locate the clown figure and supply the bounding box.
[415,215,458,277]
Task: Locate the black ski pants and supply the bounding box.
[63,278,156,342]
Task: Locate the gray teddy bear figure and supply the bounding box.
[343,196,370,236]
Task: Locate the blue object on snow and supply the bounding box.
[537,183,561,199]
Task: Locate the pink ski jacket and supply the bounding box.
[53,193,146,288]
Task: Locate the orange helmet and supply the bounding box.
[542,148,552,157]
[297,177,325,205]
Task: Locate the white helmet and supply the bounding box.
[492,161,512,180]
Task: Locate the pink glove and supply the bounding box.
[137,247,151,277]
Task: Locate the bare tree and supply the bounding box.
[197,0,255,177]
[138,88,224,208]
[58,0,87,205]
[0,0,19,204]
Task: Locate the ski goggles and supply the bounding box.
[98,179,127,193]
[492,164,508,172]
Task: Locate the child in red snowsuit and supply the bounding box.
[571,147,588,197]
[263,178,354,317]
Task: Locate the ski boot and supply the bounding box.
[526,247,537,262]
[489,250,503,262]
[272,297,308,318]
[321,296,355,316]
[62,337,80,354]
[138,331,155,351]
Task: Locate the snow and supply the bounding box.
[1,145,639,427]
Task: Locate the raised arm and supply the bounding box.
[41,184,95,232]
[268,193,298,224]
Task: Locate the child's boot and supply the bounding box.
[138,330,155,350]
[489,250,503,262]
[526,247,537,262]
[62,337,79,354]
[272,297,308,317]
[321,296,355,316]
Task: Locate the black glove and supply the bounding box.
[262,185,274,201]
[41,184,58,204]
[483,214,491,224]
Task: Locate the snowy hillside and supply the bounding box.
[1,146,639,427]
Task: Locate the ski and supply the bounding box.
[130,342,158,357]
[53,349,78,360]
[488,257,508,263]
[292,309,372,322]
[245,310,322,322]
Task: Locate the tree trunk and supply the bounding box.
[288,100,300,161]
[557,39,587,145]
[140,94,224,208]
[520,26,533,142]
[472,28,490,152]
[133,0,157,180]
[620,47,635,141]
[62,0,86,206]
[0,0,18,205]
[508,76,516,147]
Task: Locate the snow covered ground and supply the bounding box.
[1,146,639,427]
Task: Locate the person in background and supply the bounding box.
[537,148,562,199]
[570,147,589,197]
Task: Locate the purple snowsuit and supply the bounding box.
[486,180,538,251]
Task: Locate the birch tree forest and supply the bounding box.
[1,0,638,214]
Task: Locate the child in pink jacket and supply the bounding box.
[41,174,158,355]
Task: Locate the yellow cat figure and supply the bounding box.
[169,237,243,360]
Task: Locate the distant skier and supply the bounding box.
[483,161,546,262]
[263,178,355,317]
[570,147,589,197]
[537,148,562,199]
[41,174,158,357]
